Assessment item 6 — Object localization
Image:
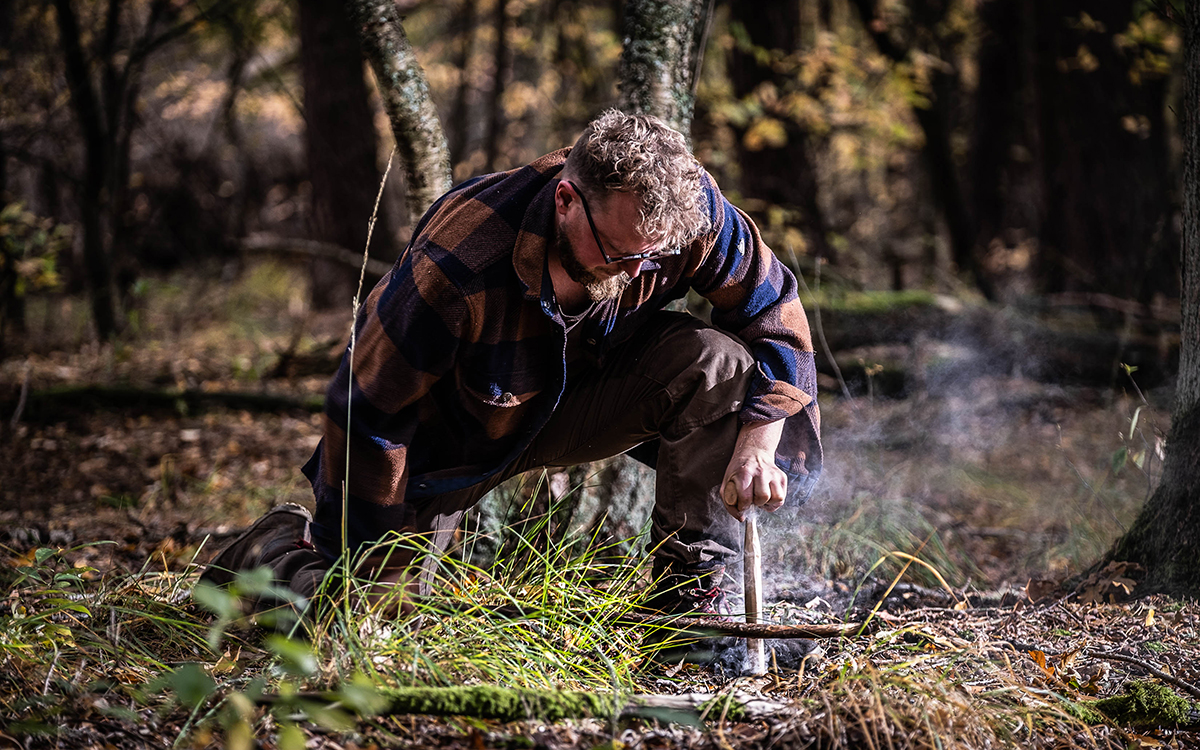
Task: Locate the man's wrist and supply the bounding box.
[735,419,784,456]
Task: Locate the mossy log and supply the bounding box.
[1077,681,1200,730]
[810,292,1177,389]
[269,685,787,724]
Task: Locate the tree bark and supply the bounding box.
[346,0,453,229]
[1100,5,1199,598]
[299,0,394,309]
[616,0,709,137]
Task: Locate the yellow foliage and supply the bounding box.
[743,117,788,151]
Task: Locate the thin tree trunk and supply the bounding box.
[448,0,477,170]
[1033,0,1174,303]
[848,0,986,297]
[728,0,833,262]
[299,0,393,309]
[345,0,453,228]
[485,0,509,172]
[616,0,709,137]
[212,18,255,244]
[970,0,1042,288]
[1100,6,1199,598]
[52,0,119,339]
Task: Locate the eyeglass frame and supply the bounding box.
[564,180,681,265]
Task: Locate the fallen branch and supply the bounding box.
[418,600,867,640]
[5,385,322,421]
[1086,650,1200,701]
[261,684,789,723]
[240,232,394,277]
[616,611,866,639]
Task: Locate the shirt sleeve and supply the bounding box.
[688,176,823,506]
[689,177,818,424]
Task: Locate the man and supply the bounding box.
[202,110,822,620]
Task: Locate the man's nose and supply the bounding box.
[618,259,644,277]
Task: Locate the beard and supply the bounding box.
[555,228,631,303]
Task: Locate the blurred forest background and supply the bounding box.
[0,0,1185,341]
[0,0,1188,591]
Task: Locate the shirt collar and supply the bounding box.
[512,149,569,302]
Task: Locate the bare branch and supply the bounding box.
[240,233,394,278]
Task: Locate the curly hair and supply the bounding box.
[563,110,711,249]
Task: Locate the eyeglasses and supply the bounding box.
[566,181,680,264]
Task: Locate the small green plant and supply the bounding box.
[0,202,70,346]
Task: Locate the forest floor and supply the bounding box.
[1,262,1198,749]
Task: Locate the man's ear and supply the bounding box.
[554,180,573,214]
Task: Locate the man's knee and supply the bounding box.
[650,317,755,400]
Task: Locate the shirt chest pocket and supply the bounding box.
[460,369,541,409]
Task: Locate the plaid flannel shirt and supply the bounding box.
[303,149,822,559]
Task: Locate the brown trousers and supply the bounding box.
[405,311,752,584]
[287,311,754,603]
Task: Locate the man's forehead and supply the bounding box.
[592,192,659,252]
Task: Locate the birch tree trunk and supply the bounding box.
[345,0,452,228]
[615,0,710,137]
[1101,5,1200,597]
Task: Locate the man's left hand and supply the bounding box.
[721,419,787,521]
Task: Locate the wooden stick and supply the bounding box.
[615,611,864,639]
[744,512,765,674]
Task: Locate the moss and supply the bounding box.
[1060,699,1107,725]
[811,289,939,315]
[699,694,747,722]
[376,685,617,722]
[1088,680,1197,727]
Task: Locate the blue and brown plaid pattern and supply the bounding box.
[303,149,822,559]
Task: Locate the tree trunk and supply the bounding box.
[616,0,709,137]
[728,0,833,262]
[484,0,509,172]
[299,0,394,309]
[1033,1,1175,303]
[970,0,1175,304]
[345,0,453,229]
[970,0,1042,289]
[52,0,121,340]
[849,0,984,296]
[1101,5,1199,598]
[448,0,477,171]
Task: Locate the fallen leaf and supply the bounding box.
[1027,650,1055,677]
